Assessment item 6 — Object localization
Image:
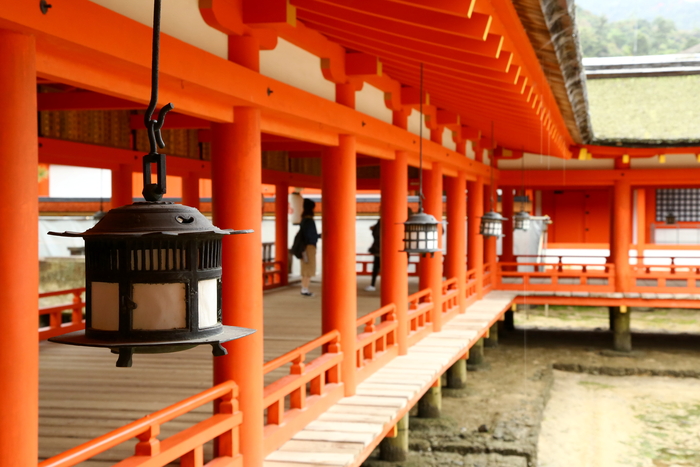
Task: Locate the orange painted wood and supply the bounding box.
[274,183,289,286]
[420,163,444,332]
[380,149,409,354]
[37,91,142,111]
[322,135,358,397]
[467,177,484,297]
[445,172,467,312]
[383,0,476,17]
[0,30,39,467]
[613,180,632,292]
[211,110,264,467]
[501,188,514,264]
[39,382,241,467]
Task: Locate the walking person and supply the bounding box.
[365,218,381,292]
[299,198,319,297]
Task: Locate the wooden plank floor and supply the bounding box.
[38,277,417,464]
[263,291,517,467]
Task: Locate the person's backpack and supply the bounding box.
[291,230,306,259]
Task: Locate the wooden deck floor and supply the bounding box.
[38,277,418,464]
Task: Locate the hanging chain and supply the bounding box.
[418,63,424,213]
[142,0,174,202]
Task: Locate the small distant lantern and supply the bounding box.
[402,210,440,256]
[47,0,254,367]
[513,210,532,231]
[665,213,677,225]
[480,211,507,237]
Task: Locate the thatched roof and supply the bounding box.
[511,0,592,144]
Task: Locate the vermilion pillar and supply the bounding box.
[275,183,289,286]
[636,188,646,260]
[420,163,444,331]
[613,179,632,292]
[211,108,264,467]
[111,163,133,208]
[445,172,466,312]
[468,176,484,297]
[322,135,357,396]
[181,172,200,209]
[381,151,409,354]
[0,30,38,467]
[501,188,515,264]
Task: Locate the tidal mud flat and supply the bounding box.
[363,322,700,467]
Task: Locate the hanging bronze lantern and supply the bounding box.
[402,210,440,256]
[401,63,441,257]
[513,210,532,231]
[47,0,254,367]
[480,211,507,237]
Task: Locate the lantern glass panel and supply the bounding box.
[91,282,120,331]
[132,283,187,330]
[198,278,219,329]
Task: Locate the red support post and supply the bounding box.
[211,109,264,467]
[445,172,467,312]
[636,188,646,260]
[613,179,632,292]
[322,135,358,396]
[420,163,444,331]
[468,176,484,297]
[381,150,408,354]
[275,182,289,286]
[181,172,200,210]
[484,181,498,273]
[0,30,39,467]
[111,163,133,208]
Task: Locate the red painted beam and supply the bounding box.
[37,91,143,111]
[129,113,211,130]
[384,0,476,17]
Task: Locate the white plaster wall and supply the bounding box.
[441,127,456,152]
[466,141,476,160]
[260,38,336,102]
[498,153,615,170]
[407,109,430,141]
[630,153,698,169]
[355,83,392,124]
[49,166,112,198]
[89,0,228,59]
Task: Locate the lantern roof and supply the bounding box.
[482,211,508,222]
[404,211,439,226]
[49,202,253,238]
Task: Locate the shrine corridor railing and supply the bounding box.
[39,381,243,467]
[39,288,85,341]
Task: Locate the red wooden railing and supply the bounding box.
[262,331,344,455]
[39,381,242,467]
[441,278,460,322]
[483,263,493,291]
[39,287,85,341]
[263,261,284,290]
[356,304,399,383]
[496,261,615,292]
[355,253,419,276]
[465,268,478,306]
[632,256,700,293]
[406,288,434,347]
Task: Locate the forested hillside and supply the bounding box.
[576,7,700,57]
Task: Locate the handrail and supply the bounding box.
[39,381,240,467]
[263,330,340,376]
[39,287,86,341]
[407,288,432,308]
[356,303,396,329]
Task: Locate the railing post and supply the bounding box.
[420,163,444,331]
[467,176,484,298]
[0,30,39,467]
[446,171,467,312]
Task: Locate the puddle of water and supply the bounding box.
[538,370,700,467]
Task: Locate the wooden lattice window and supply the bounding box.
[656,189,700,222]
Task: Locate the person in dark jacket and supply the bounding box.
[365,218,380,291]
[299,198,319,297]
